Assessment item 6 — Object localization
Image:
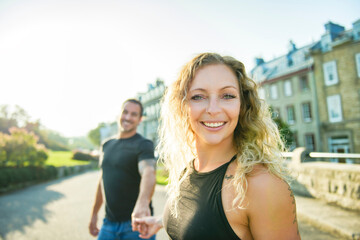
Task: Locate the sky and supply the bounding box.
[0,0,359,137]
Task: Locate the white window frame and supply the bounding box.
[323,61,339,86]
[300,75,309,91]
[258,88,266,100]
[270,84,278,99]
[286,105,295,124]
[327,94,343,122]
[284,80,292,97]
[302,102,312,122]
[305,134,315,151]
[355,53,360,78]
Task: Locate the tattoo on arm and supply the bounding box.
[285,181,299,235]
[224,174,234,180]
[138,159,156,175]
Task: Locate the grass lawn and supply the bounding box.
[45,151,91,167]
[46,151,167,185]
[156,168,168,185]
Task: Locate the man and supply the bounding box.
[89,99,156,240]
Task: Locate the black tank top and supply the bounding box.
[163,155,240,240]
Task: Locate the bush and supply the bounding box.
[0,166,58,189]
[0,168,11,188]
[72,151,97,161]
[0,128,48,167]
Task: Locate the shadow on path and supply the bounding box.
[0,175,77,239]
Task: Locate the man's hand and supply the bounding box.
[133,216,163,239]
[132,159,156,233]
[89,214,99,237]
[131,201,151,233]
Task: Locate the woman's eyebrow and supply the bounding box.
[189,85,238,92]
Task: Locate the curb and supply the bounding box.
[295,194,360,240]
[297,211,353,240]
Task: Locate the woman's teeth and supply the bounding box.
[202,122,225,128]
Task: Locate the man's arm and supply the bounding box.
[131,159,157,232]
[89,146,104,237]
[89,174,104,237]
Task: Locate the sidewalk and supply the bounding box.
[295,194,360,240]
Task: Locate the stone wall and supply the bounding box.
[56,162,97,178]
[288,148,360,211]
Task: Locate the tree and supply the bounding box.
[68,136,95,150]
[0,105,30,133]
[88,123,106,147]
[0,104,74,151]
[269,106,293,149]
[0,105,18,134]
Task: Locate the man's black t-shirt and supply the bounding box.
[101,133,154,222]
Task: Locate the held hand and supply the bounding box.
[89,214,99,236]
[131,201,151,233]
[133,216,163,239]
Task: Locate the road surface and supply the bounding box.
[0,170,340,240]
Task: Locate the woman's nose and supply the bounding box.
[206,97,221,115]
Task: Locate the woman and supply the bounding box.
[134,53,300,239]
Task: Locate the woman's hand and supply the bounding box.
[133,216,163,239]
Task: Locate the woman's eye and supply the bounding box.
[223,94,236,99]
[191,95,204,100]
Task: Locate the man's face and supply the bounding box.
[119,102,142,134]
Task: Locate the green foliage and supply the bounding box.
[269,106,293,149]
[72,151,98,161]
[45,151,91,167]
[0,104,71,151]
[0,128,48,167]
[156,168,169,185]
[88,122,106,147]
[0,166,58,189]
[273,118,293,148]
[0,105,29,133]
[0,118,17,134]
[68,136,95,151]
[24,122,69,151]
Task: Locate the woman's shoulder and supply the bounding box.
[246,164,290,200]
[245,165,295,219]
[245,168,299,238]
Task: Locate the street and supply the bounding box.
[0,170,341,240]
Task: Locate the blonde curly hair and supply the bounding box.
[157,53,290,216]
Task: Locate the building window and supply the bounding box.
[284,80,292,96]
[356,53,360,78]
[299,75,310,92]
[286,105,295,124]
[258,88,266,100]
[327,95,343,122]
[302,102,312,122]
[290,131,298,151]
[323,61,339,86]
[305,134,315,151]
[328,136,350,163]
[270,84,278,99]
[271,107,280,119]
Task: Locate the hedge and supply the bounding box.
[0,166,57,189]
[72,151,98,161]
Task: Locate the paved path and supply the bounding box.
[0,170,345,240]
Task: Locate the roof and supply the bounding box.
[250,43,315,83]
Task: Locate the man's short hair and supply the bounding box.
[123,99,144,117]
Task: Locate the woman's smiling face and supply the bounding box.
[187,64,241,148]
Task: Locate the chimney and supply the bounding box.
[324,21,345,40]
[320,21,345,52]
[288,40,297,53]
[255,57,264,66]
[352,19,360,41]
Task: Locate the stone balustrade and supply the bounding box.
[288,147,360,211]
